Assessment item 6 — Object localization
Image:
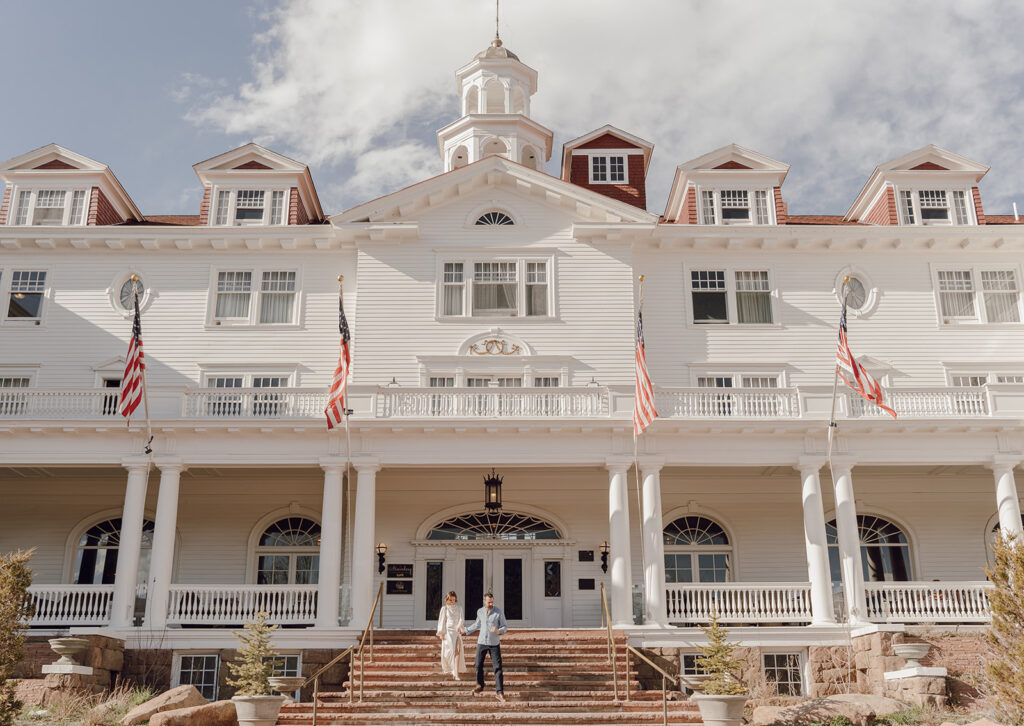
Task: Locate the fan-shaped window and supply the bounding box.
[256,517,320,584]
[427,511,561,541]
[74,518,154,585]
[826,514,911,582]
[475,211,514,226]
[663,516,731,583]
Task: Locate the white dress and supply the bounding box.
[436,603,466,677]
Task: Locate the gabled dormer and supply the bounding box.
[844,145,989,226]
[664,144,789,225]
[561,125,653,211]
[193,143,325,226]
[0,144,142,226]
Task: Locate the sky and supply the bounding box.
[2,1,1023,218]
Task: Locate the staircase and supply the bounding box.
[278,629,703,725]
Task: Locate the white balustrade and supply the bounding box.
[0,390,121,419]
[658,389,800,419]
[182,389,328,419]
[865,581,993,623]
[27,585,115,626]
[376,386,609,418]
[850,388,989,418]
[166,585,318,625]
[664,582,813,623]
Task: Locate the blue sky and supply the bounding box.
[2,1,1023,218]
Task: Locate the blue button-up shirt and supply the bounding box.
[465,605,508,646]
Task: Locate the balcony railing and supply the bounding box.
[27,584,115,627]
[0,390,121,419]
[375,386,608,418]
[658,388,800,418]
[664,582,813,624]
[849,388,989,418]
[182,389,328,419]
[166,584,318,626]
[865,581,993,623]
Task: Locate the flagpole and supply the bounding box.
[338,274,355,624]
[633,274,648,624]
[132,276,154,456]
[826,277,851,465]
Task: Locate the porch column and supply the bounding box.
[350,459,380,628]
[797,459,836,625]
[639,458,667,625]
[316,461,345,628]
[831,459,867,624]
[111,459,149,628]
[146,459,185,629]
[606,458,633,627]
[991,457,1023,540]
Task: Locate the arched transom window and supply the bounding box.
[256,517,320,584]
[427,511,561,541]
[663,515,731,583]
[74,517,154,585]
[475,211,514,226]
[826,514,911,582]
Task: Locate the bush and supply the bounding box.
[983,533,1024,724]
[1,550,34,726]
[695,611,747,696]
[226,612,281,696]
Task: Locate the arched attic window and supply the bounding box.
[475,211,514,226]
[826,514,911,582]
[662,515,731,583]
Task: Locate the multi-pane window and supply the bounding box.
[442,259,550,318]
[691,270,727,323]
[428,377,455,416]
[952,190,969,224]
[213,270,298,325]
[259,271,296,324]
[206,374,289,417]
[981,271,1021,323]
[826,515,911,583]
[534,377,560,387]
[267,655,302,700]
[443,263,464,316]
[663,516,732,584]
[214,271,252,320]
[918,190,949,222]
[8,189,89,226]
[176,654,219,700]
[996,375,1024,384]
[234,190,265,223]
[763,653,803,696]
[735,271,772,323]
[690,269,773,325]
[700,190,716,224]
[32,190,66,225]
[753,190,770,224]
[13,191,31,225]
[7,270,47,320]
[474,263,517,315]
[211,189,289,226]
[69,190,87,225]
[936,268,1021,324]
[590,155,626,184]
[951,375,987,387]
[256,517,320,585]
[900,188,974,225]
[720,190,749,222]
[269,190,286,225]
[899,190,916,225]
[699,189,773,225]
[526,262,547,316]
[215,190,231,225]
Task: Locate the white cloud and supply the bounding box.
[186,0,1024,215]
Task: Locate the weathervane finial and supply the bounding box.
[494,0,501,44]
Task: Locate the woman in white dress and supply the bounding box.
[436,590,466,680]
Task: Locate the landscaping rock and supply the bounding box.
[13,679,47,707]
[752,698,875,726]
[150,700,237,726]
[826,692,906,715]
[120,685,209,725]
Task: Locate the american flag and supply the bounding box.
[325,295,351,429]
[118,287,145,424]
[633,310,658,435]
[837,301,897,419]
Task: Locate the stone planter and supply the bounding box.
[692,693,748,726]
[679,672,710,695]
[268,676,306,701]
[231,694,286,726]
[893,642,932,668]
[47,637,89,666]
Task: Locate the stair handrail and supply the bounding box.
[599,581,619,701]
[302,581,386,726]
[625,644,679,726]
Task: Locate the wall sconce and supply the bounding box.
[375,542,388,574]
[599,541,610,573]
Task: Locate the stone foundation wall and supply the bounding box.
[17,635,126,696]
[913,629,988,709]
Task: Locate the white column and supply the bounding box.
[831,459,867,624]
[145,460,184,629]
[798,459,836,625]
[639,459,667,625]
[349,460,380,628]
[606,459,633,627]
[110,460,149,628]
[316,461,345,628]
[991,458,1023,540]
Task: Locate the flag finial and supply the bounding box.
[337,275,344,282]
[638,274,645,282]
[130,274,139,282]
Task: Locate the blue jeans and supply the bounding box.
[475,643,504,694]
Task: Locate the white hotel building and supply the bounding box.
[1,37,1022,694]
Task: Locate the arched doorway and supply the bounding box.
[826,514,912,582]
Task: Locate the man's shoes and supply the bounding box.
[472,685,484,694]
[495,693,506,703]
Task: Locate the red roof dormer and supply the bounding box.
[561,125,653,211]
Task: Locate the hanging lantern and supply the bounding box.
[483,468,503,511]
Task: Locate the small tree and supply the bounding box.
[984,533,1024,724]
[226,612,281,696]
[696,610,747,696]
[0,550,34,726]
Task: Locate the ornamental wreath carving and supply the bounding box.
[469,338,521,356]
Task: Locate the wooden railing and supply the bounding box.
[375,386,608,418]
[0,390,120,419]
[626,645,679,726]
[182,389,328,419]
[27,585,115,626]
[849,388,989,418]
[599,582,619,702]
[665,583,813,624]
[165,584,318,626]
[865,581,993,623]
[658,388,800,418]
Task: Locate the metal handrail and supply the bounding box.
[304,582,385,725]
[599,582,619,702]
[626,645,679,726]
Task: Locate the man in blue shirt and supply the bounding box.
[462,592,508,701]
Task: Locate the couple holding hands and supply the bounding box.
[435,590,508,702]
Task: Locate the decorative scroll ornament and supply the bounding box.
[469,338,520,356]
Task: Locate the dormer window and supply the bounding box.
[11,189,88,226]
[213,189,288,226]
[898,188,971,225]
[699,189,772,225]
[589,155,626,184]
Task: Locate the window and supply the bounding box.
[175,654,220,700]
[6,270,47,322]
[118,278,144,311]
[826,515,911,583]
[690,269,774,325]
[544,561,561,598]
[899,188,973,225]
[918,190,949,222]
[440,258,551,318]
[74,517,155,586]
[534,377,559,387]
[212,269,299,326]
[267,654,302,700]
[0,377,31,417]
[256,517,320,585]
[269,191,286,225]
[475,211,514,226]
[699,189,772,224]
[205,374,290,417]
[589,155,626,184]
[426,511,562,541]
[9,189,89,226]
[843,276,868,311]
[763,653,803,696]
[663,516,731,583]
[211,189,289,226]
[935,267,1021,324]
[235,190,264,223]
[680,654,707,695]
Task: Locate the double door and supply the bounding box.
[459,550,527,626]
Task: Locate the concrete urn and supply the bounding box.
[231,694,286,726]
[893,642,932,668]
[268,676,305,701]
[691,693,748,726]
[47,637,90,665]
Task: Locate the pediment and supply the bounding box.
[1,143,108,173]
[678,144,789,174]
[879,145,989,175]
[193,142,308,173]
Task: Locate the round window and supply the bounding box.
[843,276,868,310]
[119,278,144,310]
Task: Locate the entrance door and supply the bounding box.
[458,550,528,626]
